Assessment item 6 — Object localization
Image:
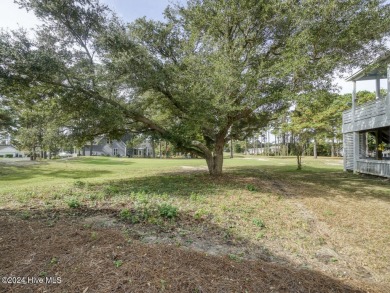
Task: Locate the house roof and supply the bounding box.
[0,145,18,151]
[346,52,390,82]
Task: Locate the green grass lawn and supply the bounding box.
[1,155,389,291]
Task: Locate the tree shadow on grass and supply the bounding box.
[0,207,378,293]
[227,164,390,202]
[86,171,248,198]
[0,164,113,181]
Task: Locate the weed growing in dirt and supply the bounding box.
[50,257,58,265]
[119,209,132,220]
[104,185,120,198]
[114,260,123,268]
[91,232,98,240]
[67,198,81,209]
[253,218,266,229]
[158,203,178,219]
[246,184,257,192]
[193,208,208,220]
[20,211,31,220]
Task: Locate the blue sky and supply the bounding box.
[0,0,183,29]
[0,0,385,94]
[101,0,185,22]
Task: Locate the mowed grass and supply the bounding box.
[1,155,390,290]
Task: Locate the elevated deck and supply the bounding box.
[342,98,390,133]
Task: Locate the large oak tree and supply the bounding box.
[0,0,389,175]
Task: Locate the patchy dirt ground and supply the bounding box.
[0,210,386,293]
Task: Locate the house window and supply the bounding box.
[113,148,118,156]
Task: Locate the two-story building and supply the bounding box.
[342,53,390,177]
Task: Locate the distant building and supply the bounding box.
[83,135,154,157]
[246,146,280,155]
[0,145,23,157]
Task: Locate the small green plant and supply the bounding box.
[114,260,123,268]
[91,231,98,240]
[51,193,63,200]
[158,203,178,219]
[246,184,257,192]
[193,208,208,220]
[253,218,266,229]
[190,192,205,203]
[67,198,81,209]
[228,254,240,261]
[49,257,58,265]
[87,193,103,201]
[119,209,132,220]
[104,185,120,198]
[160,279,167,290]
[73,180,86,188]
[20,211,31,220]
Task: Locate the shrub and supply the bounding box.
[119,208,132,220]
[67,198,81,209]
[158,203,178,219]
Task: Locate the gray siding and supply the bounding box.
[343,132,354,170]
[343,98,390,133]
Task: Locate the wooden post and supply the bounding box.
[375,78,381,99]
[387,64,390,108]
[352,81,359,173]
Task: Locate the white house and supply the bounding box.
[0,145,23,157]
[83,136,154,157]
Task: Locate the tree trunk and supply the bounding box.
[205,142,224,176]
[313,138,317,159]
[90,140,93,156]
[151,139,155,158]
[230,138,233,158]
[331,137,335,157]
[296,154,302,170]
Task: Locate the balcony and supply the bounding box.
[342,98,389,133]
[356,159,390,178]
